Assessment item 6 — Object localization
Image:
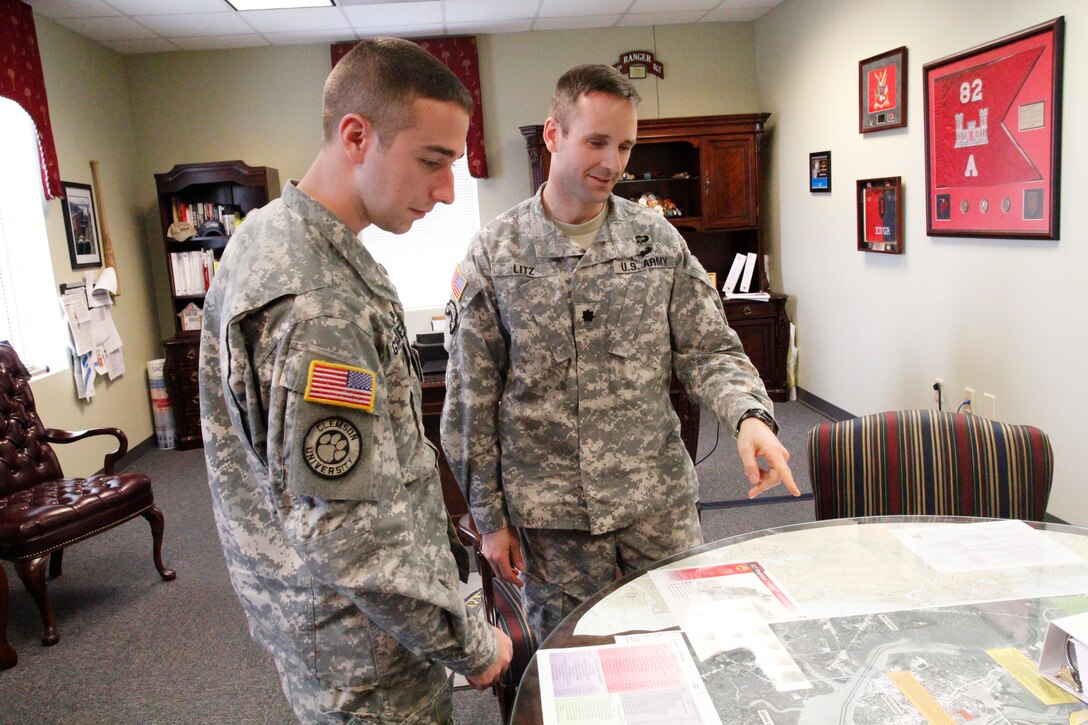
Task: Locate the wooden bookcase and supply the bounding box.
[521,114,790,400]
[153,160,280,449]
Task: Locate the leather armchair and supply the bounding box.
[0,342,175,666]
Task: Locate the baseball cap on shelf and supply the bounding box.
[167,221,197,241]
[198,219,227,237]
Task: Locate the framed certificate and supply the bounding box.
[859,47,907,133]
[923,18,1064,239]
[857,177,903,254]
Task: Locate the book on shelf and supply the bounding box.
[738,252,758,293]
[722,253,746,295]
[169,249,216,296]
[170,199,242,234]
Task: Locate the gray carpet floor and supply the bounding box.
[0,400,828,724]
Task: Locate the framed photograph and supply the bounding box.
[707,271,718,290]
[923,18,1063,239]
[859,46,907,133]
[61,181,102,269]
[856,177,903,254]
[809,151,831,192]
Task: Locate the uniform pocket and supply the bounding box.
[493,271,574,382]
[608,270,670,392]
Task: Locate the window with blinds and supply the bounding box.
[0,98,66,375]
[361,155,480,311]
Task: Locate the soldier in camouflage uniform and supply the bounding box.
[200,38,511,723]
[441,64,799,641]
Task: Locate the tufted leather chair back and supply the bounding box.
[0,343,64,497]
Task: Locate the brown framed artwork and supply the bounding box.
[61,181,103,269]
[810,151,831,192]
[857,177,903,254]
[859,46,907,133]
[923,17,1063,239]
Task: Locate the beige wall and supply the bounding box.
[122,23,758,336]
[29,19,162,476]
[756,1,1085,523]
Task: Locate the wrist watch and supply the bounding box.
[737,408,779,435]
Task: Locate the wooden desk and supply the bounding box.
[0,567,15,669]
[513,516,1088,723]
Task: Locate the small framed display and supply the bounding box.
[809,151,831,192]
[860,46,907,133]
[923,18,1063,239]
[61,181,102,269]
[856,177,903,254]
[707,271,717,290]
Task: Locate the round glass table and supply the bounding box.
[511,516,1088,724]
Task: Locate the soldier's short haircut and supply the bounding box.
[322,37,473,145]
[550,64,641,134]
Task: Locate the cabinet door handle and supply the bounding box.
[185,348,196,361]
[704,175,711,196]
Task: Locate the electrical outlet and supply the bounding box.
[982,393,997,419]
[963,388,975,414]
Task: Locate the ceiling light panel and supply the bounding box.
[342,2,443,27]
[227,0,333,10]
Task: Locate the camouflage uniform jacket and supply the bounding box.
[442,188,774,536]
[200,182,496,692]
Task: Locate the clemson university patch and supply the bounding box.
[303,417,361,478]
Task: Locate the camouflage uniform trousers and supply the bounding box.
[271,650,454,724]
[518,495,703,643]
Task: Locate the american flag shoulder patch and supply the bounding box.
[451,264,468,302]
[304,360,376,412]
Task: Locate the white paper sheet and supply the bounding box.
[649,561,803,626]
[106,347,126,380]
[62,287,94,355]
[892,520,1084,573]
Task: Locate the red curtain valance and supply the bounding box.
[0,0,61,199]
[331,36,489,179]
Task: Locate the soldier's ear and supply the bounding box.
[339,114,375,163]
[543,116,563,153]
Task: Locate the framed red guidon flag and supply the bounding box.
[924,18,1064,239]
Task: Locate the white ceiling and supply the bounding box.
[25,0,785,54]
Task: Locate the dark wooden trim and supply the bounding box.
[796,387,854,422]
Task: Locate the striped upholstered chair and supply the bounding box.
[807,410,1053,521]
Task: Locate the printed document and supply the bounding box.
[892,520,1084,573]
[537,632,721,725]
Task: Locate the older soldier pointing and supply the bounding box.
[442,64,799,644]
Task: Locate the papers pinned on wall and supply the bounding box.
[61,267,125,401]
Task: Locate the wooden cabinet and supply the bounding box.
[162,336,202,450]
[702,136,758,229]
[723,294,790,402]
[522,114,791,401]
[154,160,280,450]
